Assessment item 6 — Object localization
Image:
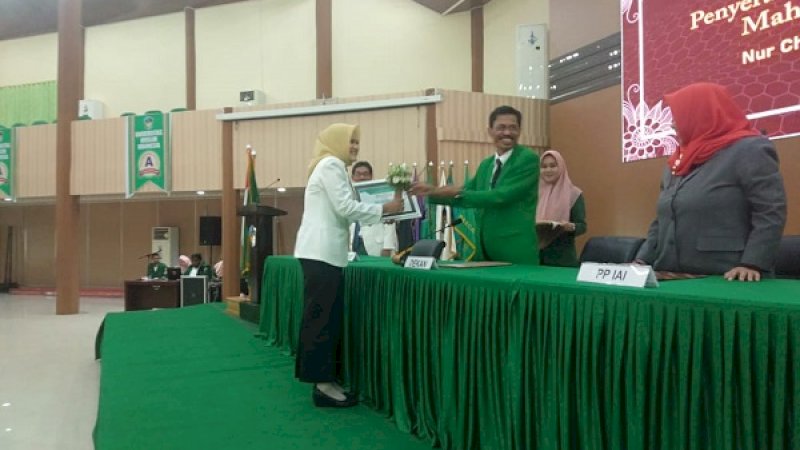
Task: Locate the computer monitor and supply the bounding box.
[166,267,181,281]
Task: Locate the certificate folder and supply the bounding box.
[352,179,422,221]
[438,261,512,269]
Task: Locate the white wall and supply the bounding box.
[484,0,549,96]
[84,13,186,117]
[196,0,316,108]
[0,0,551,111]
[332,0,471,97]
[0,33,57,87]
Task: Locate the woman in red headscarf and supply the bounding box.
[635,83,786,281]
[537,150,586,266]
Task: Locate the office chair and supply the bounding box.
[579,236,646,264]
[775,235,800,278]
[410,239,446,260]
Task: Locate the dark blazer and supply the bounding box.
[636,136,786,274]
[436,144,540,265]
[184,263,214,279]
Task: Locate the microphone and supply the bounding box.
[264,178,281,189]
[444,218,463,229]
[419,218,462,242]
[139,248,162,260]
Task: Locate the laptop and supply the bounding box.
[166,267,182,280]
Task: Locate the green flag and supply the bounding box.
[453,162,478,261]
[240,148,259,277]
[127,112,169,197]
[419,162,435,241]
[0,127,14,201]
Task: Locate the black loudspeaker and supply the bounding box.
[199,216,222,246]
[181,276,208,307]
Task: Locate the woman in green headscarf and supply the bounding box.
[294,123,403,407]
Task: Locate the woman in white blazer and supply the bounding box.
[294,123,403,408]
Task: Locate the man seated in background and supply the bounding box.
[145,253,167,279]
[184,253,214,279]
[350,161,398,257]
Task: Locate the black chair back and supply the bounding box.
[580,236,645,264]
[410,239,446,259]
[775,235,800,278]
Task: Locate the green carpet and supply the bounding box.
[94,304,430,450]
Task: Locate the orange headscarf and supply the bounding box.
[665,82,759,176]
[536,150,582,223]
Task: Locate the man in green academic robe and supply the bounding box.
[412,105,539,265]
[146,253,167,279]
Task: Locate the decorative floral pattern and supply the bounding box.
[622,84,678,161]
[621,0,638,23]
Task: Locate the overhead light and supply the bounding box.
[196,190,205,196]
[277,187,287,193]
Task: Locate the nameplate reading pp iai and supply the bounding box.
[404,256,437,270]
[577,262,658,288]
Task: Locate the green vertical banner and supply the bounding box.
[0,127,14,201]
[126,112,169,197]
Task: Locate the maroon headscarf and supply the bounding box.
[665,82,759,176]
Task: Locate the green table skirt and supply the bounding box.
[260,256,800,450]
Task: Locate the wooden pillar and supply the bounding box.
[316,0,332,99]
[221,109,240,299]
[55,0,84,315]
[185,7,196,110]
[471,7,484,93]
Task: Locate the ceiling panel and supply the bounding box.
[0,0,247,41]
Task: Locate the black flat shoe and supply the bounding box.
[313,387,358,408]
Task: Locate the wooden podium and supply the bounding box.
[237,204,286,322]
[124,280,181,311]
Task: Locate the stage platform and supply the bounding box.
[94,304,428,450]
[11,286,124,297]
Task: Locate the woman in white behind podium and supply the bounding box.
[294,123,403,408]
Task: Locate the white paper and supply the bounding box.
[577,262,658,288]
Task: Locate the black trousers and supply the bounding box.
[295,258,344,383]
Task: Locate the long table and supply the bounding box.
[260,255,800,450]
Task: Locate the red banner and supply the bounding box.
[622,0,800,161]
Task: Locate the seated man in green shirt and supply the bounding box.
[184,253,214,279]
[146,253,167,279]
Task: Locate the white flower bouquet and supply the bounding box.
[386,163,413,192]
